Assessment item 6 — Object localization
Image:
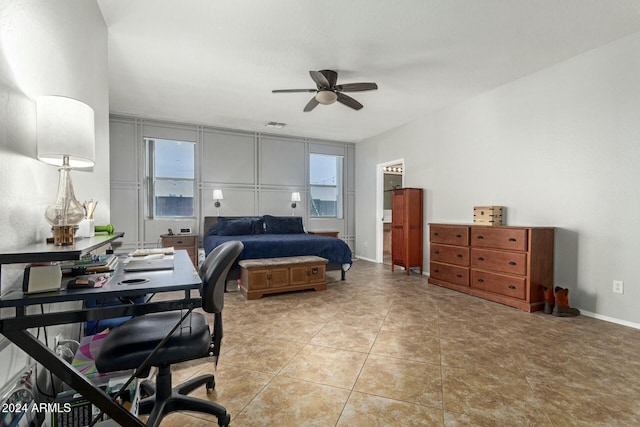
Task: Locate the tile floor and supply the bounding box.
[153,260,640,426]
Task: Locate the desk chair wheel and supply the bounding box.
[219,413,231,426]
[206,379,215,391]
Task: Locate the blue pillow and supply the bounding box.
[263,215,305,234]
[205,217,230,236]
[218,218,254,236]
[251,218,265,234]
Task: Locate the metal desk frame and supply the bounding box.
[0,235,201,427]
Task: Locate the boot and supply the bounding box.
[552,286,580,317]
[542,286,555,314]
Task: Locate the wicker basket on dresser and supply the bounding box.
[428,223,554,312]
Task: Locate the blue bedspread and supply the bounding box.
[203,233,352,267]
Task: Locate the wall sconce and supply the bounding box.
[291,192,301,216]
[213,189,224,216]
[37,95,95,245]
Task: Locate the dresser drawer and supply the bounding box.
[470,228,527,251]
[431,244,469,266]
[470,270,526,300]
[470,248,527,275]
[430,262,469,287]
[430,225,469,246]
[161,235,196,248]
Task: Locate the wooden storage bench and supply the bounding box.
[238,256,328,300]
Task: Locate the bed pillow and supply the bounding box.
[205,217,229,236]
[218,218,255,236]
[263,215,305,234]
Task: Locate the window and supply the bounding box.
[310,153,343,218]
[145,138,195,218]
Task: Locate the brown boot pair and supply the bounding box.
[542,286,580,317]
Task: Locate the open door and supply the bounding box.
[375,159,404,264]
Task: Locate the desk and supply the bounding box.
[0,248,201,427]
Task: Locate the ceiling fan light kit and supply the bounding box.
[315,90,338,105]
[273,69,378,112]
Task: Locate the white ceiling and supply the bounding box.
[97,0,640,142]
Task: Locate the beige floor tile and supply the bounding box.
[337,391,444,426]
[354,354,442,408]
[310,320,380,352]
[279,344,368,389]
[232,375,350,427]
[371,329,441,364]
[221,334,305,374]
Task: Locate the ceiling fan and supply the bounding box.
[272,70,378,112]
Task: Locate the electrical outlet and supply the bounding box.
[612,280,624,294]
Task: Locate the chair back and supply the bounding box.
[199,241,244,313]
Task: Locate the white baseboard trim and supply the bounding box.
[579,310,640,330]
[355,256,377,263]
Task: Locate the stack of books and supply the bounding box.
[61,254,118,275]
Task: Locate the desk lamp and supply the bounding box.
[37,96,95,245]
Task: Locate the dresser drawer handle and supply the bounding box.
[477,257,485,261]
[434,232,439,236]
[508,238,517,242]
[434,269,440,273]
[435,250,440,254]
[457,254,463,258]
[456,274,462,278]
[456,234,462,238]
[477,235,484,240]
[477,278,484,283]
[176,240,183,244]
[508,285,516,290]
[509,261,517,266]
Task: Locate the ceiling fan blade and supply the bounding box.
[335,82,378,92]
[303,96,319,112]
[337,93,363,110]
[272,89,316,93]
[309,71,331,88]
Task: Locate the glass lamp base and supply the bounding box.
[52,225,76,246]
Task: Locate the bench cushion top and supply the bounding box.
[239,256,328,268]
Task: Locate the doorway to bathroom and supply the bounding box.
[376,159,404,264]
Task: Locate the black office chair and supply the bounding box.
[95,241,244,427]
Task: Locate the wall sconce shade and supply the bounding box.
[291,191,301,214]
[213,189,223,215]
[37,96,95,168]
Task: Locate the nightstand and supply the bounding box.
[160,234,198,268]
[307,231,339,238]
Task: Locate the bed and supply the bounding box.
[203,215,352,281]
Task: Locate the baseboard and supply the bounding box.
[355,256,377,263]
[579,310,640,330]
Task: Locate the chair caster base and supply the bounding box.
[218,413,231,426]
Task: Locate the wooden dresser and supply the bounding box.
[160,233,198,269]
[391,188,423,275]
[428,223,554,312]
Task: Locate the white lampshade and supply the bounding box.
[291,192,301,202]
[213,189,224,200]
[315,90,337,105]
[37,96,95,168]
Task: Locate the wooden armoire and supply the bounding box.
[391,188,423,275]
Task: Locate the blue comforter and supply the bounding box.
[203,233,352,267]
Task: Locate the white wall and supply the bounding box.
[0,0,109,384]
[356,31,640,325]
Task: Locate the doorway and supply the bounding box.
[376,159,404,264]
